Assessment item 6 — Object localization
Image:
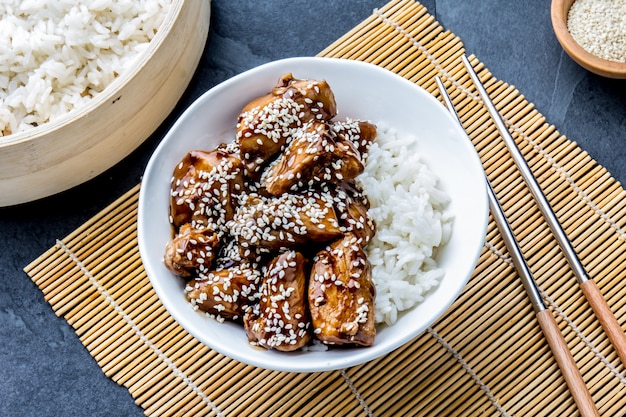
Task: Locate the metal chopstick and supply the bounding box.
[436,76,599,417]
[460,54,626,368]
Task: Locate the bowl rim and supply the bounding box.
[137,56,489,372]
[0,0,186,148]
[551,0,626,79]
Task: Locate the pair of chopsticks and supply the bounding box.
[436,54,626,417]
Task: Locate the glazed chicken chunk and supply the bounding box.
[309,233,376,346]
[163,223,220,277]
[228,190,343,254]
[331,182,376,246]
[332,119,378,158]
[262,121,364,196]
[244,251,312,351]
[236,73,337,175]
[185,263,262,321]
[169,148,245,232]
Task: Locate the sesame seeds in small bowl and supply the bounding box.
[551,0,626,79]
[137,57,488,372]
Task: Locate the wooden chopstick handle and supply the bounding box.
[536,309,599,417]
[580,279,626,366]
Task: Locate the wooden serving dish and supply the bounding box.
[0,0,211,206]
[551,0,626,79]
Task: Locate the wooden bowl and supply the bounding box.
[551,0,626,79]
[0,0,211,206]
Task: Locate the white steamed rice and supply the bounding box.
[359,123,453,326]
[0,0,171,136]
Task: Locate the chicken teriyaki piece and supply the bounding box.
[261,121,365,196]
[309,233,376,347]
[330,182,376,246]
[185,263,262,322]
[227,190,343,254]
[331,119,378,158]
[236,73,337,176]
[163,223,221,277]
[169,148,246,233]
[244,251,312,351]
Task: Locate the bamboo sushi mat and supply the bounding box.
[24,0,626,415]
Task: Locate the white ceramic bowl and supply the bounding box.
[138,57,488,372]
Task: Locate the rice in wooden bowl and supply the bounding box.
[0,0,211,206]
[138,57,489,372]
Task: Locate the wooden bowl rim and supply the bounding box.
[551,0,626,79]
[0,0,185,148]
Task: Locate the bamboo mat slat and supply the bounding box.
[25,1,626,415]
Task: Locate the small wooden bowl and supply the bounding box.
[551,0,626,79]
[0,0,211,206]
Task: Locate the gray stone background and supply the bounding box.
[1,1,624,415]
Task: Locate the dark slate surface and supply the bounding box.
[1,1,624,416]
